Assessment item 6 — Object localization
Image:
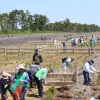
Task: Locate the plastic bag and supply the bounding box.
[10,79,21,92]
[11,85,22,100]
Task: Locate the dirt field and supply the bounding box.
[0,33,100,100]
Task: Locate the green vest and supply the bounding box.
[16,72,28,87]
[91,42,94,47]
[35,68,47,80]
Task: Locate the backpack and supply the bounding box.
[62,57,68,63]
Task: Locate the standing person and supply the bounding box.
[62,42,67,50]
[32,49,43,65]
[34,67,54,98]
[83,60,99,86]
[80,38,84,46]
[0,72,13,100]
[73,38,78,46]
[61,57,75,73]
[53,39,57,47]
[13,64,30,100]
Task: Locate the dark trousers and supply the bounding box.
[30,80,33,87]
[29,77,33,87]
[83,70,91,85]
[1,85,11,100]
[34,76,43,97]
[35,63,40,65]
[20,90,26,100]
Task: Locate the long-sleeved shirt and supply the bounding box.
[30,64,41,72]
[25,70,35,80]
[13,72,30,90]
[35,68,48,84]
[32,53,43,64]
[62,58,71,68]
[83,62,99,73]
[0,76,13,86]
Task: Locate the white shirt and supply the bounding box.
[53,39,57,44]
[74,38,78,44]
[83,62,98,73]
[61,58,71,68]
[66,58,71,63]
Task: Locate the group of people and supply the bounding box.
[0,47,100,100]
[61,56,100,86]
[0,48,54,100]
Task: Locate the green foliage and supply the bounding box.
[60,77,63,87]
[73,90,84,94]
[44,86,55,100]
[0,9,100,34]
[65,74,70,82]
[94,55,97,58]
[81,65,84,69]
[98,75,100,83]
[77,90,84,94]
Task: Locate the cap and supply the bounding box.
[49,67,54,72]
[89,60,94,64]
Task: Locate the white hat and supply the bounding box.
[1,72,11,79]
[16,64,25,70]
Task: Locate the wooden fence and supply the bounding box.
[0,67,78,86]
[28,41,55,45]
[0,47,100,54]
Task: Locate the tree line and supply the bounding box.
[0,9,100,34]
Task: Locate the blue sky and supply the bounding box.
[0,0,100,26]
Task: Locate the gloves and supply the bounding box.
[4,84,8,88]
[20,79,24,83]
[13,79,16,82]
[38,78,41,81]
[44,80,46,84]
[43,78,46,84]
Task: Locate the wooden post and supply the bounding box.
[57,48,59,55]
[73,47,75,54]
[4,47,6,55]
[2,68,4,73]
[42,48,44,55]
[46,41,48,45]
[89,47,91,54]
[75,67,78,84]
[19,47,21,54]
[28,41,29,44]
[36,42,38,47]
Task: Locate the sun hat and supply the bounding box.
[16,64,25,70]
[1,72,11,79]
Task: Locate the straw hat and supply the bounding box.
[1,72,11,79]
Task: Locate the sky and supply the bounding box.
[0,0,100,26]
